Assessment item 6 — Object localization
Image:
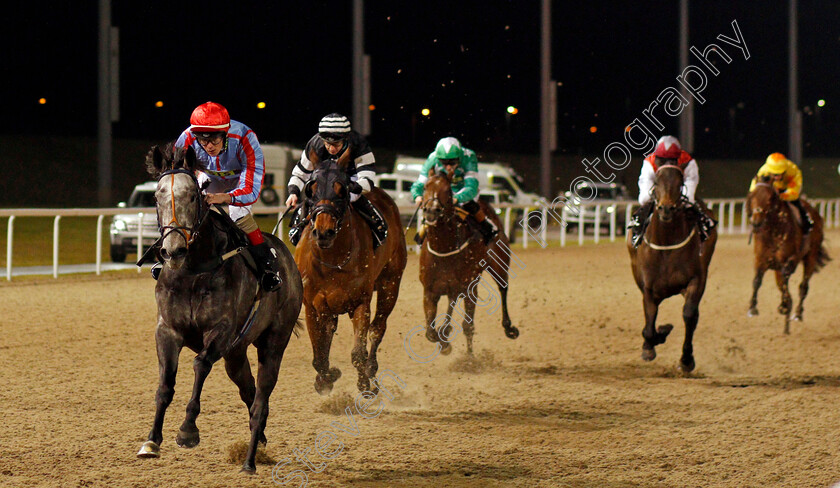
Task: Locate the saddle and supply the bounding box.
[785,202,802,226]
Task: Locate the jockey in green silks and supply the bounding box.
[410,136,498,245]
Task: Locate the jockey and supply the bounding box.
[628,135,716,248]
[285,113,388,248]
[173,101,282,292]
[410,136,498,245]
[749,152,812,234]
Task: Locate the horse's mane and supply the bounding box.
[144,142,207,179]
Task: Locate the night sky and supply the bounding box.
[6,1,840,158]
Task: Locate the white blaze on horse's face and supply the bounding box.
[156,172,199,269]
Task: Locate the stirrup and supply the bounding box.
[261,272,282,292]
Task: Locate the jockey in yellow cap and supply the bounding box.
[749,152,812,234]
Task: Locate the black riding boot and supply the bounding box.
[686,202,717,242]
[251,242,283,292]
[477,218,499,245]
[792,199,813,235]
[352,195,388,249]
[628,200,655,248]
[288,204,306,246]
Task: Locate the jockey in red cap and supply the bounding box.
[628,135,716,247]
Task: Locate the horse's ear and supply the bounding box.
[145,145,165,177]
[184,146,199,172]
[309,149,320,167]
[304,180,317,199]
[336,143,352,169]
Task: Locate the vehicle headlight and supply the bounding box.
[112,219,127,231]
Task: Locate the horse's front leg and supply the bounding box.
[176,332,225,448]
[138,325,183,458]
[307,305,340,395]
[423,290,450,354]
[748,265,767,317]
[641,289,671,362]
[350,302,373,392]
[775,263,796,334]
[680,281,705,373]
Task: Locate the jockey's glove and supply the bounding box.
[348,181,363,195]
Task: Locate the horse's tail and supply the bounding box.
[815,245,831,271]
[292,319,305,338]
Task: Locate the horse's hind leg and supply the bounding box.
[138,326,183,458]
[241,329,292,474]
[176,342,222,449]
[748,266,766,317]
[367,277,401,382]
[224,349,265,445]
[307,307,341,395]
[794,247,820,321]
[350,302,373,392]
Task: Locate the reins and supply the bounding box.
[644,164,696,251]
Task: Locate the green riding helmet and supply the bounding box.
[435,137,464,161]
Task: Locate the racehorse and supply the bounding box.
[295,150,407,395]
[418,171,519,355]
[627,163,717,372]
[136,144,304,474]
[746,175,829,333]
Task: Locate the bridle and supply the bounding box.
[157,168,208,248]
[652,164,687,211]
[419,181,469,255]
[303,173,350,235]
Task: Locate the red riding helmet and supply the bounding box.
[653,136,681,159]
[189,102,231,133]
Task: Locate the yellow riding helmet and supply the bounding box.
[764,152,790,174]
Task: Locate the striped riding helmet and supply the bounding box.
[653,136,681,159]
[318,113,352,143]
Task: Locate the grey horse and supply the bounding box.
[136,143,303,474]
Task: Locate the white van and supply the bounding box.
[251,143,302,214]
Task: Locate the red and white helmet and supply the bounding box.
[653,136,681,159]
[189,102,231,133]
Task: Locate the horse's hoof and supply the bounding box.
[747,308,759,317]
[641,347,656,362]
[505,326,520,339]
[679,357,696,373]
[425,327,439,343]
[793,314,803,322]
[175,429,200,448]
[240,465,257,475]
[656,324,674,339]
[439,341,453,356]
[314,376,334,396]
[137,441,160,458]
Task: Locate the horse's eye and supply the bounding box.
[189,194,196,202]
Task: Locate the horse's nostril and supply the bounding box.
[324,229,336,238]
[160,248,170,259]
[312,229,320,238]
[172,247,187,259]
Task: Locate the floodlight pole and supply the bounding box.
[678,0,694,152]
[539,0,552,198]
[352,0,370,136]
[97,0,112,206]
[788,0,802,163]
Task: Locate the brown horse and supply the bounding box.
[295,152,407,394]
[418,172,519,355]
[137,144,303,474]
[627,163,717,372]
[746,176,829,333]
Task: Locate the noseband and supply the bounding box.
[157,168,207,248]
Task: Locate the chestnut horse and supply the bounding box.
[627,163,717,372]
[418,172,519,355]
[137,144,303,474]
[746,176,829,333]
[295,152,407,394]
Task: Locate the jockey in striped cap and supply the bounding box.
[285,113,388,248]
